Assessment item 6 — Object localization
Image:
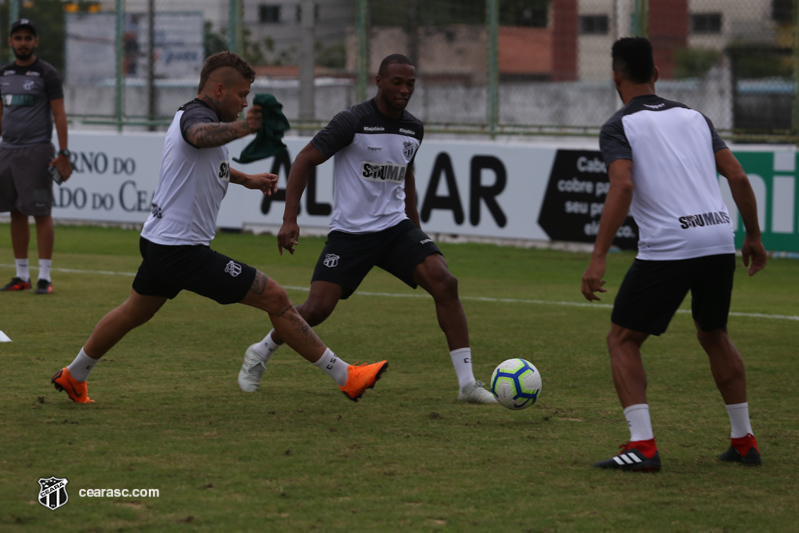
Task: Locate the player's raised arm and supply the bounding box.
[185,107,259,148]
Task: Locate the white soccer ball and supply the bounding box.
[490,358,542,410]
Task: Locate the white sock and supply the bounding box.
[67,348,100,382]
[249,330,282,362]
[726,402,753,438]
[624,404,655,442]
[313,348,349,386]
[450,347,476,390]
[38,259,52,282]
[15,258,30,281]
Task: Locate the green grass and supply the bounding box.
[1,223,797,532]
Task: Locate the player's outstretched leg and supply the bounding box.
[240,273,388,401]
[51,290,167,403]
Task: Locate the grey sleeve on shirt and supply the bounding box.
[311,109,358,158]
[179,105,219,147]
[703,114,728,153]
[599,115,632,166]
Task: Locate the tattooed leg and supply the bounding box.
[239,272,326,363]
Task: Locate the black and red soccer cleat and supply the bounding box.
[1,277,31,291]
[595,439,661,473]
[719,433,761,465]
[35,279,53,295]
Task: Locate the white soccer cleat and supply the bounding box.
[238,344,268,392]
[458,381,498,404]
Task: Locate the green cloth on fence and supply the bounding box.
[233,93,291,164]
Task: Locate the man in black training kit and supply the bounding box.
[52,51,387,404]
[581,38,767,472]
[0,19,73,294]
[238,54,496,404]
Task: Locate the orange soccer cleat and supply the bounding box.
[51,367,95,404]
[339,361,388,402]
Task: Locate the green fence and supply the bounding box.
[3,0,798,142]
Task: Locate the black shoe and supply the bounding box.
[719,445,762,465]
[595,444,661,473]
[35,279,53,295]
[1,277,31,291]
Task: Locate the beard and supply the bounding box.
[13,48,34,62]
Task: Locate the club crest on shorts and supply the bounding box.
[224,260,242,277]
[38,476,69,511]
[323,253,340,268]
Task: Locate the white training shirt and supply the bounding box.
[311,98,424,234]
[141,99,231,246]
[600,94,735,260]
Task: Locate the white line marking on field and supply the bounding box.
[2,263,797,321]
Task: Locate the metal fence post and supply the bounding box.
[115,0,125,132]
[631,0,649,38]
[299,0,315,122]
[486,0,499,139]
[8,0,19,62]
[356,0,368,104]
[229,0,243,54]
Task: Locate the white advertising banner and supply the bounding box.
[53,131,799,253]
[54,133,569,242]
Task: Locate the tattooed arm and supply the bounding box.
[185,120,253,148]
[184,104,263,148]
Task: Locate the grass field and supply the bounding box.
[1,223,797,532]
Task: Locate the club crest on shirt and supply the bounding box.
[403,140,416,160]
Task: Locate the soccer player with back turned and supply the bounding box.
[581,38,767,472]
[52,51,387,404]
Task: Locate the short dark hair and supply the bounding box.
[378,54,413,77]
[198,51,255,93]
[612,37,655,84]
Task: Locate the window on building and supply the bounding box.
[294,3,320,23]
[259,4,281,24]
[580,15,609,35]
[691,13,722,34]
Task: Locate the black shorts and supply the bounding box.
[312,219,442,299]
[0,143,55,216]
[132,237,257,304]
[611,254,735,335]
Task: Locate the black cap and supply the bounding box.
[11,19,37,36]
